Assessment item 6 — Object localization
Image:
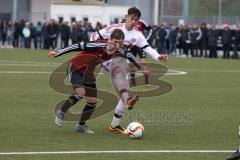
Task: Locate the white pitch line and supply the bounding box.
[0,70,187,76]
[0,150,234,155]
[0,60,61,65]
[166,69,187,75]
[0,71,51,74]
[0,63,58,67]
[178,69,240,73]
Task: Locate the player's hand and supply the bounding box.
[158,54,168,61]
[48,51,56,59]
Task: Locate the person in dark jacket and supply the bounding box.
[156,24,167,53]
[221,24,232,59]
[30,23,37,49]
[207,25,219,58]
[60,22,70,48]
[35,21,42,49]
[180,25,190,57]
[13,20,21,48]
[41,21,49,49]
[232,26,240,59]
[199,23,208,57]
[48,19,58,50]
[189,25,202,57]
[169,25,177,55]
[70,22,79,44]
[0,19,8,46]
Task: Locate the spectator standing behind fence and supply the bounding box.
[60,22,70,48]
[13,21,20,48]
[164,23,171,54]
[86,22,94,40]
[70,22,79,44]
[30,23,37,49]
[19,20,25,48]
[35,21,42,49]
[199,23,208,57]
[180,25,190,57]
[178,25,184,56]
[207,25,219,58]
[221,24,232,59]
[0,19,7,47]
[48,19,58,50]
[149,25,158,49]
[6,21,14,48]
[42,21,49,49]
[22,22,31,48]
[189,25,202,57]
[169,25,177,55]
[156,24,167,53]
[232,26,240,59]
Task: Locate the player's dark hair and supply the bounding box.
[110,29,125,40]
[128,7,141,18]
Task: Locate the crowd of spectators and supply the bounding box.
[0,19,239,59]
[0,19,105,50]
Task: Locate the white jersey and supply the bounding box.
[91,23,160,61]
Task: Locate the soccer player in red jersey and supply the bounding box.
[49,29,147,133]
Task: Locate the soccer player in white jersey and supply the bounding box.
[91,7,168,134]
[129,19,153,86]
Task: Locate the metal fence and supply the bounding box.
[160,16,240,26]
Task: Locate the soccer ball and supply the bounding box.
[127,122,144,139]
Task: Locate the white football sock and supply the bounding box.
[111,117,121,128]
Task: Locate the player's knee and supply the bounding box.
[140,58,146,64]
[86,102,97,109]
[86,97,97,104]
[129,63,135,71]
[74,87,85,97]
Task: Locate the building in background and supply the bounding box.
[0,0,164,25]
[2,0,239,25]
[0,0,50,23]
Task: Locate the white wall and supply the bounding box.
[31,0,51,23]
[51,5,129,26]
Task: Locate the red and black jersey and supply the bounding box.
[55,39,144,76]
[70,48,111,74]
[55,40,110,74]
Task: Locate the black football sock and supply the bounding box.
[130,72,136,85]
[144,74,150,85]
[79,103,96,125]
[61,94,82,113]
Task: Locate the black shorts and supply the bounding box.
[67,63,97,98]
[131,46,146,59]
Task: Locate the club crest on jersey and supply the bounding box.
[130,38,136,43]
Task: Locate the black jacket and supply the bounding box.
[207,29,219,47]
[221,30,232,45]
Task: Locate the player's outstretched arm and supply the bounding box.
[48,40,108,58]
[126,51,150,76]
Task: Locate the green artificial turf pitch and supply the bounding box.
[0,48,239,160]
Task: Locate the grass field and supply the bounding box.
[0,48,239,160]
